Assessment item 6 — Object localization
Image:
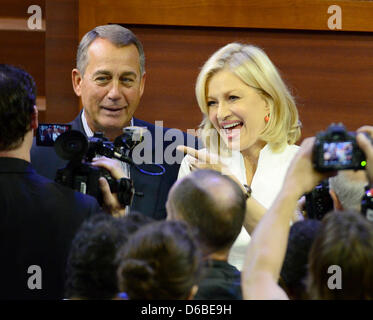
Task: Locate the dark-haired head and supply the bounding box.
[0,64,36,151]
[307,210,373,299]
[65,212,153,299]
[116,220,203,300]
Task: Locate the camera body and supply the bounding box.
[53,129,138,207]
[313,123,367,172]
[305,179,334,220]
[55,160,134,207]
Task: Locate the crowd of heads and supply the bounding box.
[64,169,246,300]
[65,212,153,299]
[65,212,204,300]
[307,210,373,300]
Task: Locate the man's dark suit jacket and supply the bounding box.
[31,112,199,220]
[0,157,102,300]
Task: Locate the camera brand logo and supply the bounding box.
[327,265,342,290]
[27,265,42,290]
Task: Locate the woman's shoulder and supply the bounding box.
[285,143,300,153]
[261,143,299,164]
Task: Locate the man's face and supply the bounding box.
[72,38,145,136]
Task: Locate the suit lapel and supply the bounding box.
[130,118,163,214]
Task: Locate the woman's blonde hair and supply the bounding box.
[195,43,301,153]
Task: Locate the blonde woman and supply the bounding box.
[177,43,301,270]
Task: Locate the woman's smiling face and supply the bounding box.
[206,69,269,152]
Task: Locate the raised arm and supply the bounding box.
[242,138,333,299]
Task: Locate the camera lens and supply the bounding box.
[55,130,88,160]
[67,140,81,151]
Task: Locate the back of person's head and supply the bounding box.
[280,219,321,299]
[77,24,145,76]
[117,220,203,300]
[167,169,246,255]
[329,170,368,211]
[0,64,36,151]
[65,212,153,299]
[195,43,300,152]
[307,210,373,299]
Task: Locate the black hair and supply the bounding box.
[117,220,203,300]
[65,212,153,299]
[0,64,36,150]
[307,210,373,299]
[280,219,321,299]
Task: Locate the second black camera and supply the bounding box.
[313,123,368,172]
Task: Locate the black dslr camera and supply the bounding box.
[53,129,141,207]
[313,123,367,172]
[305,179,334,220]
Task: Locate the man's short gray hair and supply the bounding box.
[329,171,368,211]
[76,24,145,76]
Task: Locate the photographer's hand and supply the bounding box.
[91,157,127,217]
[357,125,373,183]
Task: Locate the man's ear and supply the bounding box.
[72,68,83,97]
[329,188,343,211]
[139,72,146,98]
[31,105,38,130]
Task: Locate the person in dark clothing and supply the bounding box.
[166,169,246,299]
[0,64,122,299]
[279,219,321,299]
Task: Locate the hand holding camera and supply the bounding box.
[356,125,373,183]
[306,124,373,220]
[313,123,371,172]
[35,124,146,214]
[91,157,128,217]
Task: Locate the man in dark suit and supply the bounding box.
[0,64,106,299]
[31,24,198,220]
